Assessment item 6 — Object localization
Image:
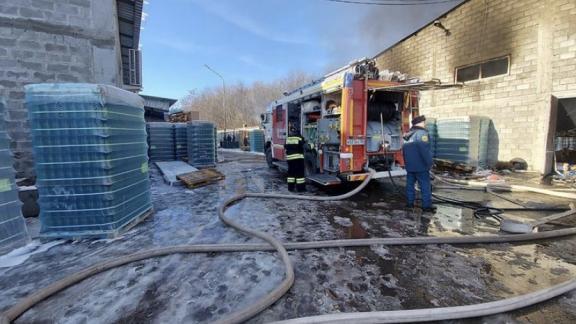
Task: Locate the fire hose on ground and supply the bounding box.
[434,175,576,200]
[2,170,576,324]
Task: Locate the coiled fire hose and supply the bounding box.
[2,169,576,324]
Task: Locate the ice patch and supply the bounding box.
[89,235,126,245]
[218,148,265,156]
[372,202,390,208]
[371,245,394,260]
[333,216,353,227]
[383,274,399,289]
[0,240,64,268]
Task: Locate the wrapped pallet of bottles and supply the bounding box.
[187,121,216,168]
[0,98,29,253]
[213,125,218,162]
[425,117,437,158]
[174,123,188,161]
[146,122,175,162]
[249,129,265,153]
[435,116,491,167]
[25,84,152,238]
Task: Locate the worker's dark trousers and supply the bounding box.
[287,158,306,192]
[406,171,432,208]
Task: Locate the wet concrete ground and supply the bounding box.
[1,150,576,323]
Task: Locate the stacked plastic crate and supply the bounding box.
[213,125,218,162]
[425,118,438,158]
[174,123,188,160]
[26,84,152,238]
[147,122,175,162]
[249,129,265,153]
[0,98,29,253]
[435,116,491,167]
[187,121,216,168]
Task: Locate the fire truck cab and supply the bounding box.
[261,58,457,186]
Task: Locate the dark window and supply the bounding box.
[481,57,509,78]
[455,56,510,82]
[456,64,480,82]
[275,105,283,122]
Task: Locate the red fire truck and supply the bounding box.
[261,58,458,186]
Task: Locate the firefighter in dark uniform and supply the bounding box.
[285,126,306,192]
[402,115,436,212]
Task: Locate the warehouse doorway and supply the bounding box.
[548,97,576,178]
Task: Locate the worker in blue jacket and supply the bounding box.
[402,115,436,212]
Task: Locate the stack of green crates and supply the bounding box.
[174,123,188,160]
[425,118,437,158]
[26,83,152,238]
[187,121,216,168]
[249,129,265,153]
[213,125,218,163]
[435,116,491,167]
[147,122,175,162]
[0,97,29,253]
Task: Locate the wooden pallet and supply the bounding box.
[155,161,198,186]
[40,207,154,240]
[434,158,476,174]
[168,112,192,122]
[177,169,225,189]
[113,208,154,238]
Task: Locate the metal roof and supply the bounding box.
[141,95,178,111]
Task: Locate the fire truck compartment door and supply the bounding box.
[340,79,367,172]
[272,105,287,160]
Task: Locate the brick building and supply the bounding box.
[374,0,576,173]
[0,0,143,183]
[0,0,143,216]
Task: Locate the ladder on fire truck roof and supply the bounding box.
[369,79,463,91]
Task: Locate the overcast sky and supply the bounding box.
[140,0,464,100]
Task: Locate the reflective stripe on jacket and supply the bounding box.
[286,153,304,160]
[284,135,304,159]
[286,136,301,145]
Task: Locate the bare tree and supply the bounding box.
[181,71,315,129]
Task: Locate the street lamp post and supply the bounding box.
[204,64,227,134]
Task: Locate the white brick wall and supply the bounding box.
[374,0,576,172]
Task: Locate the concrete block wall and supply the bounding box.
[0,0,122,183]
[374,0,576,172]
[552,0,576,96]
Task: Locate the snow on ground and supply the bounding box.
[0,240,64,269]
[219,148,265,157]
[333,216,353,227]
[1,151,576,323]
